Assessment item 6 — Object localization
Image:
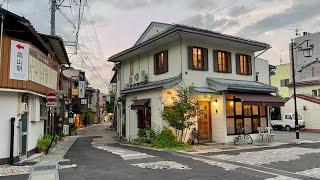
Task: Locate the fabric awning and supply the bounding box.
[131,99,150,110]
[230,93,285,106]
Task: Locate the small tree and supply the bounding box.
[105,91,116,113]
[161,85,198,142]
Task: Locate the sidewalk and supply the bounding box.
[28,136,78,180]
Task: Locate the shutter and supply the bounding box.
[203,48,208,71]
[213,50,218,72]
[154,54,158,75]
[188,46,193,70]
[247,55,252,75]
[164,50,168,73]
[235,53,240,74]
[227,52,232,73]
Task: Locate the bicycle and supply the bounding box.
[233,127,253,145]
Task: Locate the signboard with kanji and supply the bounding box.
[9,40,29,80]
[78,81,85,98]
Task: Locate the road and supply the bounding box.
[58,124,320,180]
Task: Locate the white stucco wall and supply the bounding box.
[282,97,320,130]
[289,84,320,97]
[0,92,20,160]
[27,95,44,152]
[255,58,270,85]
[125,89,163,140]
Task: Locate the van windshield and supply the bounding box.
[292,114,302,120]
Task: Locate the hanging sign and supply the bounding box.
[9,40,29,80]
[78,81,85,98]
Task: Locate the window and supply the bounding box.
[154,51,168,75]
[193,47,204,69]
[318,89,320,97]
[217,51,228,72]
[280,79,289,87]
[130,61,134,76]
[137,108,151,129]
[312,90,318,96]
[226,95,268,135]
[236,54,251,75]
[285,114,292,120]
[188,46,208,71]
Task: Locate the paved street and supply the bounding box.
[2,123,320,180]
[58,123,320,180]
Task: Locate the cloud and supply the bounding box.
[186,0,216,11]
[228,5,250,17]
[236,0,320,36]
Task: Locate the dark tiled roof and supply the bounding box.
[121,75,182,94]
[207,78,277,93]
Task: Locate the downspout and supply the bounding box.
[0,11,4,68]
[178,31,183,77]
[9,117,15,165]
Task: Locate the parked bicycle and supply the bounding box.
[233,127,253,145]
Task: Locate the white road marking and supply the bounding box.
[131,161,191,170]
[296,167,320,178]
[92,145,154,160]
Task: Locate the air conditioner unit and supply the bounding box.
[134,73,139,83]
[129,76,133,85]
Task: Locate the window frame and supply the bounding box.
[216,51,229,73]
[226,95,268,135]
[192,47,205,70]
[239,54,250,75]
[154,50,168,75]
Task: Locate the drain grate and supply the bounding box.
[32,165,57,171]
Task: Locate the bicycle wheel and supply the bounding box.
[244,134,253,144]
[234,136,240,145]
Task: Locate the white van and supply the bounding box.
[271,113,305,131]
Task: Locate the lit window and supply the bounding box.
[192,47,204,70]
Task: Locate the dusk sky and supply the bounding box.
[6,0,320,93]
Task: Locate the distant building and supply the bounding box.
[270,63,291,98]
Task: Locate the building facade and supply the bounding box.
[0,9,69,164]
[109,22,284,143]
[270,63,290,98]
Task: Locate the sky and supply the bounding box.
[5,0,320,93]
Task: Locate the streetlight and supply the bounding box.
[290,38,313,140]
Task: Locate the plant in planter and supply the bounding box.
[57,131,65,141]
[36,134,55,153]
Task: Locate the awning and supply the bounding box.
[131,99,150,110]
[230,93,285,106]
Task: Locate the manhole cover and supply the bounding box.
[33,165,57,171]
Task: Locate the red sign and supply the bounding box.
[46,91,57,102]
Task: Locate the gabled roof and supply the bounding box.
[108,23,270,62]
[298,59,320,72]
[295,94,320,105]
[207,78,277,93]
[135,22,172,45]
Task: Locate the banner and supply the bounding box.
[10,40,29,80]
[78,81,85,98]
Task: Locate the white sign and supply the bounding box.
[78,81,85,98]
[9,40,29,80]
[46,101,57,107]
[81,99,87,105]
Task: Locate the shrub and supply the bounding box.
[152,128,189,150]
[137,128,157,144]
[36,134,54,152]
[57,131,65,137]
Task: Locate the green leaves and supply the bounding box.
[161,85,198,142]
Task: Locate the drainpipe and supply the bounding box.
[0,11,4,68]
[10,117,15,165]
[178,31,183,76]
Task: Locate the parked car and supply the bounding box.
[271,113,305,131]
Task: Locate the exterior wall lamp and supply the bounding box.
[213,99,218,113]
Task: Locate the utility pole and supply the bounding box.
[50,0,57,35]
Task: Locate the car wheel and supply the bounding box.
[285,126,291,131]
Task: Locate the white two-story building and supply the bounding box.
[109,22,284,143]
